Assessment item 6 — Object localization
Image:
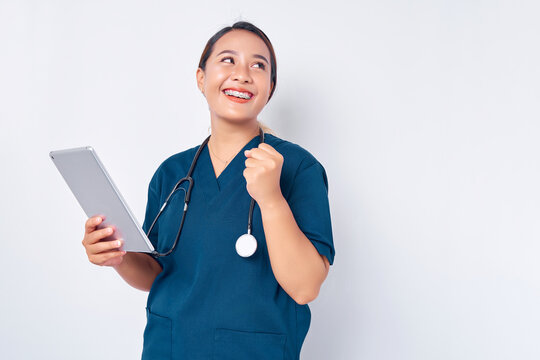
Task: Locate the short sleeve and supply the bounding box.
[287,158,335,265]
[141,167,164,267]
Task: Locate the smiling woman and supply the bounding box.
[140,21,335,360]
[195,26,276,128]
[80,20,335,360]
[197,22,277,101]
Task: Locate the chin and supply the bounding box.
[220,115,258,125]
[214,110,257,122]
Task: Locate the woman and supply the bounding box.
[81,21,335,360]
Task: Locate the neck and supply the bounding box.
[208,118,261,155]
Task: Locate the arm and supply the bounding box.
[244,144,333,305]
[113,252,162,292]
[82,216,162,292]
[260,195,329,305]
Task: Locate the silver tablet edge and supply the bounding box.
[87,147,155,252]
[50,146,155,252]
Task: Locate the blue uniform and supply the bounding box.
[141,132,335,360]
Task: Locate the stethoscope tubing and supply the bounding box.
[147,127,264,258]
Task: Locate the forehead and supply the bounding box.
[211,30,270,59]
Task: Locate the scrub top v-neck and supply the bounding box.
[197,134,255,202]
[140,132,335,360]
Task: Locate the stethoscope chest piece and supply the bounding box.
[236,233,257,257]
[148,127,265,259]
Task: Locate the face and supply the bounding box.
[196,29,274,125]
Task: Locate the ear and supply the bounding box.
[196,67,205,94]
[268,81,275,99]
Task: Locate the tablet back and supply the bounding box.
[49,146,155,253]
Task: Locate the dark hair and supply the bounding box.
[198,21,277,103]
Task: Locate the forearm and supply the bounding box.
[113,252,162,292]
[259,194,328,304]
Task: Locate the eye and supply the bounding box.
[253,62,266,70]
[221,57,234,64]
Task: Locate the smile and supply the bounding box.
[222,88,253,101]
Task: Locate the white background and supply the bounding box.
[1,1,539,359]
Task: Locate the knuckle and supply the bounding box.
[86,233,95,244]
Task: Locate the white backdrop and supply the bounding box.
[1,1,539,359]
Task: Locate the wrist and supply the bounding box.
[258,193,287,213]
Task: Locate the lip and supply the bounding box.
[222,87,254,97]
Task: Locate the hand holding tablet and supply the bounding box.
[49,146,155,254]
[82,215,126,267]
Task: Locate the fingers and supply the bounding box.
[85,215,105,235]
[244,157,262,168]
[244,155,281,171]
[90,248,126,267]
[256,143,283,158]
[87,238,124,255]
[82,216,127,267]
[85,237,126,266]
[90,226,116,244]
[245,145,283,161]
[245,148,264,159]
[258,143,280,155]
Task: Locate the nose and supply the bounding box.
[231,62,252,83]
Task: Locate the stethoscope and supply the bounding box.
[146,127,264,258]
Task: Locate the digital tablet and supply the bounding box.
[49,146,155,253]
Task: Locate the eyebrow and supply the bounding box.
[216,49,269,65]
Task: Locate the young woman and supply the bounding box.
[81,21,335,360]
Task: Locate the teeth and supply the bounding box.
[224,89,252,99]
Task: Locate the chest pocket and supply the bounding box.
[212,328,286,360]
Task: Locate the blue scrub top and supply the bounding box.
[140,132,335,360]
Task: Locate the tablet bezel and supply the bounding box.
[49,146,155,253]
